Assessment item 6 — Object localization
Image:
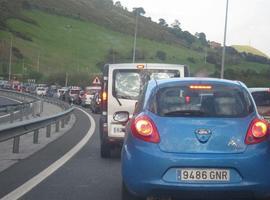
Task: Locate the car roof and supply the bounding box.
[105,63,186,69]
[249,88,270,92]
[150,77,244,88]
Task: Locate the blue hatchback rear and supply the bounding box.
[121,78,270,200]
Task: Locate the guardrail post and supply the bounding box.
[10,109,14,123]
[31,102,34,116]
[25,104,30,120]
[13,136,20,153]
[61,118,65,128]
[32,102,36,117]
[46,125,51,138]
[55,121,60,132]
[41,100,44,114]
[65,115,69,124]
[33,130,39,144]
[19,105,23,121]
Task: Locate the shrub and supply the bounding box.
[155,50,166,61]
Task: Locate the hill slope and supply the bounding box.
[233,45,269,58]
[0,10,214,76]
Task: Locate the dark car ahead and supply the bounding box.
[250,88,270,121]
[120,78,270,200]
[64,87,81,104]
[90,92,101,114]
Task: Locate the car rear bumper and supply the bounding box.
[121,141,270,199]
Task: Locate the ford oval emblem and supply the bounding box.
[195,129,212,143]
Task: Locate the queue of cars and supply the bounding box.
[0,80,102,112]
[57,86,102,110]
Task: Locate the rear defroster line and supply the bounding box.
[0,107,95,200]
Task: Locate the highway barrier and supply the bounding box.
[0,89,73,153]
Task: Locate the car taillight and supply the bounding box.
[245,119,269,145]
[131,115,160,143]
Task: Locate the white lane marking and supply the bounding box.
[0,96,23,104]
[0,111,20,119]
[0,107,96,200]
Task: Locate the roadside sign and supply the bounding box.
[28,79,36,83]
[92,76,101,85]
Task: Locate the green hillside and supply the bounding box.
[0,10,214,78]
[233,45,269,58]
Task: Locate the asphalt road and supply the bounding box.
[0,96,21,116]
[0,96,20,106]
[0,107,122,200]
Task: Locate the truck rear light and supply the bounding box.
[245,119,269,145]
[101,91,107,111]
[131,115,160,143]
[102,91,107,101]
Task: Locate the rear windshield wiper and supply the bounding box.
[114,96,122,106]
[163,110,206,117]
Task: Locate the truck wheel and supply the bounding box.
[100,141,111,158]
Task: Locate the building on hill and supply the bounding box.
[209,41,221,49]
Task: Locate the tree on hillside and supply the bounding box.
[94,0,113,9]
[114,1,123,9]
[156,50,167,61]
[159,18,168,27]
[182,31,196,45]
[171,19,181,30]
[195,32,207,45]
[132,7,146,16]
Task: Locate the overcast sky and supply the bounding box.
[118,0,270,56]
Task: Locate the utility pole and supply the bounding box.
[132,10,139,63]
[204,47,207,65]
[8,36,13,81]
[221,0,229,79]
[22,58,25,80]
[37,53,40,72]
[65,72,68,87]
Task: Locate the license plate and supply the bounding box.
[178,169,230,182]
[112,126,125,133]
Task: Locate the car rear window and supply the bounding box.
[85,89,99,95]
[153,84,253,117]
[113,69,180,100]
[251,91,270,106]
[70,90,80,95]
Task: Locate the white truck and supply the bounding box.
[99,63,189,158]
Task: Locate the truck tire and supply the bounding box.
[100,141,111,158]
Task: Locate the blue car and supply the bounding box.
[118,78,270,200]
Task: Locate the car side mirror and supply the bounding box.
[113,111,129,123]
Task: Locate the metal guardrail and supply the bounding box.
[0,89,43,123]
[0,108,73,153]
[0,89,74,153]
[0,89,40,102]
